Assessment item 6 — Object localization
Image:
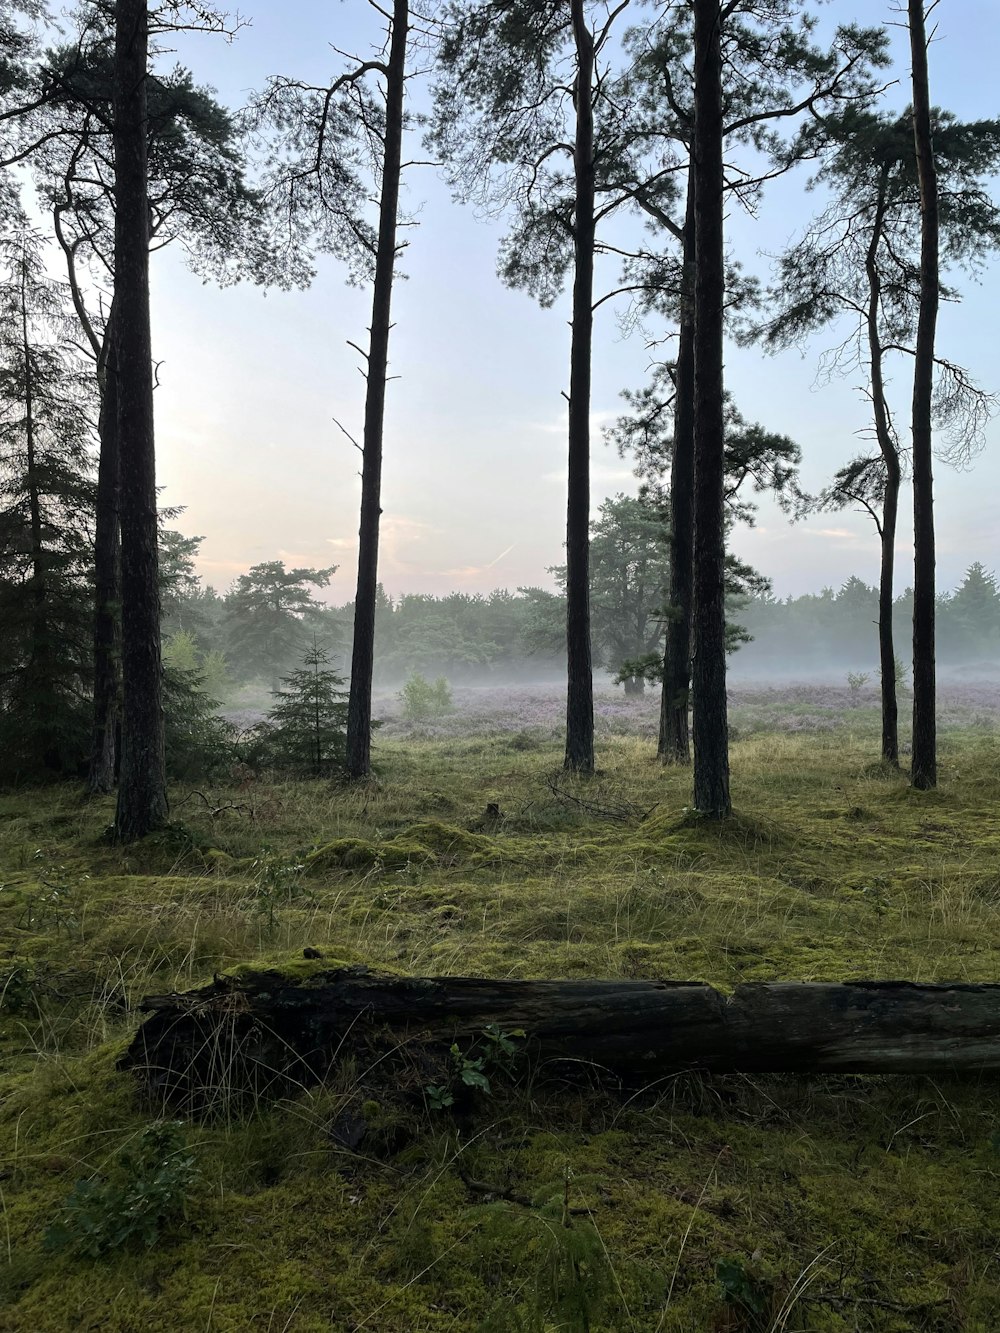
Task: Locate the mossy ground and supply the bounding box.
[1,717,999,1330]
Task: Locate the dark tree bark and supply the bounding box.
[658,184,696,765]
[19,259,58,770]
[345,0,409,781]
[121,968,1000,1111]
[865,165,900,767]
[690,0,730,817]
[112,0,167,840]
[908,0,939,791]
[88,310,121,794]
[563,0,595,774]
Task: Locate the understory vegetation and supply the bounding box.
[1,694,999,1331]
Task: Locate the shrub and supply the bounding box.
[44,1121,199,1259]
[400,673,453,721]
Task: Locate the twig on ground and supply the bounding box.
[175,790,255,821]
[545,776,659,824]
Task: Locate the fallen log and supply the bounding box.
[119,966,1000,1111]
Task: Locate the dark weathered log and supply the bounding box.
[120,967,1000,1111]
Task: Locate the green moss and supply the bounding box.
[2,733,1000,1328]
[306,836,435,871]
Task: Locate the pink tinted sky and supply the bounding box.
[150,1,1000,604]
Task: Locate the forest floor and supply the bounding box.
[1,685,999,1331]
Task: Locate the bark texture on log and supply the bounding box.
[120,967,1000,1111]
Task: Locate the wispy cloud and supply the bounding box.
[441,543,516,583]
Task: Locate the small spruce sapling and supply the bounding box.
[263,637,349,776]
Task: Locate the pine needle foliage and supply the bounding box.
[262,638,348,777]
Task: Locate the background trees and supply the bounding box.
[758,104,1000,766]
[0,223,94,780]
[223,561,336,686]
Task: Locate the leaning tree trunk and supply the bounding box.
[908,0,939,791]
[659,183,696,765]
[345,0,408,781]
[88,314,121,794]
[865,165,900,767]
[112,0,167,841]
[121,966,1000,1113]
[690,0,731,817]
[563,0,596,774]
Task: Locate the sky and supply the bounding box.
[145,1,1000,606]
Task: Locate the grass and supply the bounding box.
[1,713,999,1330]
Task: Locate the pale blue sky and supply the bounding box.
[150,1,1000,604]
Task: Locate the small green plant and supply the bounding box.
[400,673,454,721]
[44,1121,200,1259]
[716,1256,770,1323]
[476,1167,612,1331]
[425,1026,524,1111]
[879,656,910,693]
[16,850,84,938]
[249,845,310,932]
[846,670,870,696]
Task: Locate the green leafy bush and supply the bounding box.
[400,673,454,721]
[44,1121,200,1259]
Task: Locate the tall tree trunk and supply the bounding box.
[345,0,408,781]
[690,0,730,818]
[54,216,123,793]
[563,0,595,774]
[865,165,899,767]
[112,0,167,840]
[88,311,121,794]
[20,256,57,769]
[908,0,938,791]
[659,183,696,765]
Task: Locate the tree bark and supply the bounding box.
[690,0,730,817]
[19,254,57,769]
[865,165,900,767]
[88,309,121,795]
[345,0,408,781]
[908,0,939,791]
[121,968,1000,1112]
[659,183,696,765]
[563,0,595,774]
[112,0,167,840]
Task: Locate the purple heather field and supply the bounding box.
[368,679,1000,743]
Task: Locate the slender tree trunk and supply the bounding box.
[908,0,939,791]
[345,0,408,781]
[865,166,899,766]
[88,311,121,794]
[20,258,57,769]
[54,217,123,792]
[690,0,730,818]
[112,0,167,840]
[659,184,696,764]
[563,0,595,774]
[877,470,900,759]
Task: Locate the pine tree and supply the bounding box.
[263,640,349,778]
[0,222,95,779]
